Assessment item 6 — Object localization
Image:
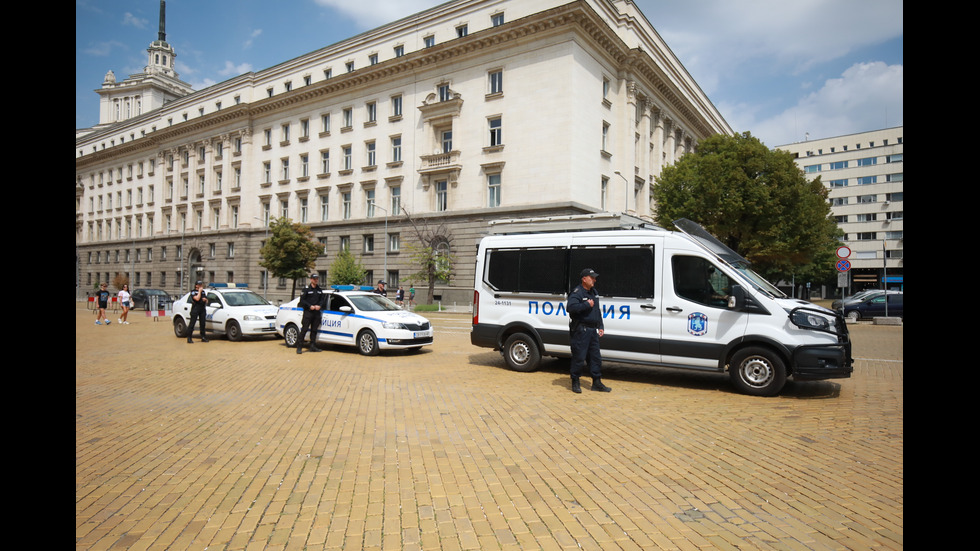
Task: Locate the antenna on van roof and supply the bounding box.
[487,212,662,235]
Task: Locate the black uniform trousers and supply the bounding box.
[569,324,602,380]
[298,310,322,348]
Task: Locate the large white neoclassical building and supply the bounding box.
[75,0,732,304]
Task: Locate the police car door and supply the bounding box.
[660,253,748,369]
[568,240,662,365]
[321,294,353,345]
[205,291,226,332]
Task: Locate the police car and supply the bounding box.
[172,284,279,341]
[276,287,434,355]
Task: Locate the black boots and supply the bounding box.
[591,379,611,392]
[571,378,582,393]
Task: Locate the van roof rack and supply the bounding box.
[487,212,662,235]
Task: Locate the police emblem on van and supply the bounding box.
[688,312,708,336]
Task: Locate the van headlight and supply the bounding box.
[789,309,832,331]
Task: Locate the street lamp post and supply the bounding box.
[373,204,389,285]
[614,170,629,213]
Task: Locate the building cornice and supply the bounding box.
[76,0,727,171]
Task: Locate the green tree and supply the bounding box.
[652,132,841,284]
[258,217,322,299]
[328,249,367,286]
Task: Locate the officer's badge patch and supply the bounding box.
[687,312,708,336]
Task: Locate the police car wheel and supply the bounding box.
[357,330,380,356]
[283,323,300,347]
[730,347,786,397]
[503,333,540,372]
[173,317,188,338]
[227,320,243,342]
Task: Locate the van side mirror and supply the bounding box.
[728,285,745,310]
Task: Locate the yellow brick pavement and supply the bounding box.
[76,304,902,550]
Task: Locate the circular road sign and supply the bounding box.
[836,259,851,272]
[836,246,852,258]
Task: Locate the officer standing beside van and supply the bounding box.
[567,268,611,393]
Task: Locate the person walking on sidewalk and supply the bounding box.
[95,283,112,325]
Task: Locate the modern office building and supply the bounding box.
[776,127,904,293]
[75,0,732,304]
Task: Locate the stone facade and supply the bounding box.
[76,0,731,305]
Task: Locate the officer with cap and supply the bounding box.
[566,268,610,393]
[296,273,326,354]
[186,280,210,343]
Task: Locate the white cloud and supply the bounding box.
[83,40,127,57]
[748,62,904,146]
[121,12,148,29]
[218,60,254,77]
[244,29,263,50]
[313,0,436,28]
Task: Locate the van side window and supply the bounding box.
[672,255,734,307]
[569,246,655,298]
[484,248,568,294]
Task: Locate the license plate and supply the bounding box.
[413,330,433,338]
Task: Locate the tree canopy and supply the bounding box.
[258,217,322,298]
[651,132,841,283]
[327,249,367,286]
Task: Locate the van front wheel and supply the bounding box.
[503,333,540,372]
[730,347,786,397]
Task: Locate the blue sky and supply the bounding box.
[76,0,903,147]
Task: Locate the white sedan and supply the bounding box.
[173,285,279,341]
[276,290,433,355]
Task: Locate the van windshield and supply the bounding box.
[672,218,786,299]
[729,262,786,299]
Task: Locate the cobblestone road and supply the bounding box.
[76,304,902,550]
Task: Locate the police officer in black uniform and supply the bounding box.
[186,280,210,343]
[567,268,610,393]
[296,273,326,354]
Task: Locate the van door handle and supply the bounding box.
[640,304,656,310]
[666,306,683,313]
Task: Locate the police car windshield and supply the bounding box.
[222,291,269,306]
[349,294,401,312]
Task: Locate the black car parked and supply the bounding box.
[132,288,173,310]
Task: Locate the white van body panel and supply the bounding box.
[470,217,853,396]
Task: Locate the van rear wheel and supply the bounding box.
[730,347,786,397]
[503,333,540,372]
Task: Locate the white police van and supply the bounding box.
[470,214,852,396]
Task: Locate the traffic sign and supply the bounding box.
[836,259,851,272]
[836,246,851,258]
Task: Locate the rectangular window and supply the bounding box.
[342,192,352,219]
[488,70,503,94]
[389,233,400,252]
[394,45,404,57]
[488,174,501,207]
[484,248,568,294]
[343,108,353,128]
[436,180,448,211]
[321,113,331,133]
[489,117,502,146]
[321,150,330,174]
[570,246,655,298]
[366,141,376,166]
[366,101,377,123]
[390,185,401,214]
[320,195,329,221]
[391,95,403,117]
[391,136,402,163]
[343,146,352,170]
[366,189,376,218]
